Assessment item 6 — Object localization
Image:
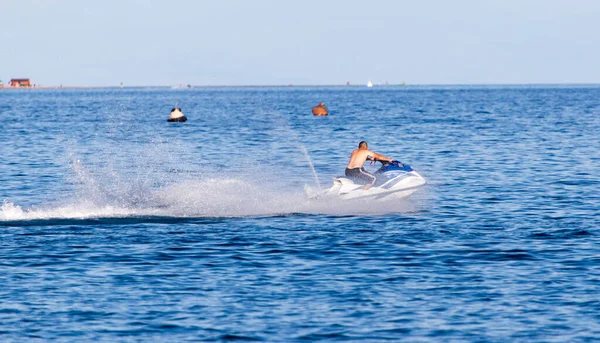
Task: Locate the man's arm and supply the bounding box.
[373,152,393,162]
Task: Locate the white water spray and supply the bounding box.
[299,144,321,190]
[270,111,321,190]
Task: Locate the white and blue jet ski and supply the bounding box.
[308,160,426,201]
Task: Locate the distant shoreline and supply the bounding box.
[1,83,599,90]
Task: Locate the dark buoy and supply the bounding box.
[312,102,328,116]
[168,107,187,122]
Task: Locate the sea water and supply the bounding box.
[1,85,599,342]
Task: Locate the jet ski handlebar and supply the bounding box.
[373,159,413,174]
[372,158,404,167]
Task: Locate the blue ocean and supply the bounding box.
[1,85,599,342]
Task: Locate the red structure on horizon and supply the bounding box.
[10,78,31,87]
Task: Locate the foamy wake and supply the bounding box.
[1,178,419,222]
[0,199,141,221]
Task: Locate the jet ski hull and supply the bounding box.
[309,170,426,201]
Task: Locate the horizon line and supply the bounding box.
[2,82,600,89]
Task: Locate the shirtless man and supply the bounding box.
[345,141,393,190]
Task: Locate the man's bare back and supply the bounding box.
[347,149,375,169]
[345,142,393,190]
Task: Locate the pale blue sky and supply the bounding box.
[2,0,599,86]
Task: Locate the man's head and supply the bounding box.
[358,141,368,149]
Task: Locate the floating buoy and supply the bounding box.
[168,107,187,122]
[312,102,328,116]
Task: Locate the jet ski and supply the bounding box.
[308,160,426,201]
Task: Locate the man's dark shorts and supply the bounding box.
[345,167,376,185]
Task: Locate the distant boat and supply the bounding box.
[171,84,191,89]
[367,80,373,88]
